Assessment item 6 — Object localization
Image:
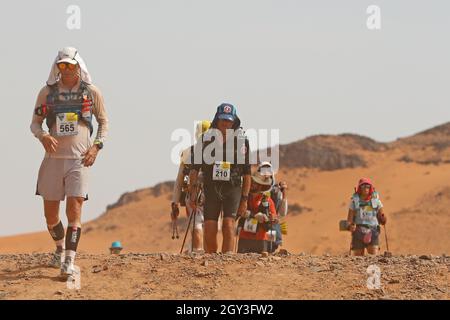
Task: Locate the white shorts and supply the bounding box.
[36,158,89,201]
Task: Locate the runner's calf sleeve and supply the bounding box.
[47,221,65,241]
[65,225,82,252]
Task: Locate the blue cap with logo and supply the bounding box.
[216,103,237,122]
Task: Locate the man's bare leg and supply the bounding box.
[221,217,235,253]
[204,220,218,253]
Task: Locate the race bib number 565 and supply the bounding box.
[56,113,78,136]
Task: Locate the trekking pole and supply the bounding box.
[171,204,180,240]
[262,194,272,254]
[191,208,197,253]
[180,209,194,254]
[171,220,176,239]
[234,215,241,253]
[383,225,390,253]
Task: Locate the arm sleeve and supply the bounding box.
[30,86,50,141]
[348,200,356,210]
[89,85,109,144]
[278,197,288,218]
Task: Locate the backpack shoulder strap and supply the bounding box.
[371,191,381,208]
[80,81,92,94]
[351,193,360,209]
[46,83,58,104]
[80,81,94,105]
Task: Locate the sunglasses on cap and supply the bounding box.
[361,184,371,188]
[57,62,78,71]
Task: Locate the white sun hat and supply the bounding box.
[47,47,92,85]
[252,170,274,186]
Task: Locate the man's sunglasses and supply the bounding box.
[361,184,371,188]
[57,62,78,71]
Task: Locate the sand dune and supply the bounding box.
[1,122,448,256]
[0,123,449,300]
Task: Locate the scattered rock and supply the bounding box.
[378,257,389,264]
[102,265,109,271]
[201,260,209,267]
[310,266,324,273]
[278,249,289,256]
[261,252,269,258]
[388,279,400,284]
[92,266,102,273]
[383,252,393,258]
[195,272,208,277]
[400,290,409,294]
[435,287,446,293]
[255,262,265,267]
[270,256,282,261]
[419,255,432,260]
[54,290,64,295]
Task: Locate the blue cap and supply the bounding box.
[216,103,237,122]
[110,241,123,249]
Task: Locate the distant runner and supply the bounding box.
[237,169,278,254]
[346,178,387,256]
[171,120,211,253]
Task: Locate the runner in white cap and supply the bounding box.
[30,47,109,278]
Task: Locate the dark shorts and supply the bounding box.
[351,225,380,250]
[238,239,270,254]
[203,183,241,221]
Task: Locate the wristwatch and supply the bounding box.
[240,194,249,202]
[94,140,104,150]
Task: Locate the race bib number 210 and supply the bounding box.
[213,161,231,181]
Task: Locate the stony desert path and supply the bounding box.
[0,252,448,300]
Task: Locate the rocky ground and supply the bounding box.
[0,252,448,300]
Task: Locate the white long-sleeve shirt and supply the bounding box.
[30,81,109,159]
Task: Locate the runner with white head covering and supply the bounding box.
[46,47,92,85]
[30,47,109,279]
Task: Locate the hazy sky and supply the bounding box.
[0,0,449,236]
